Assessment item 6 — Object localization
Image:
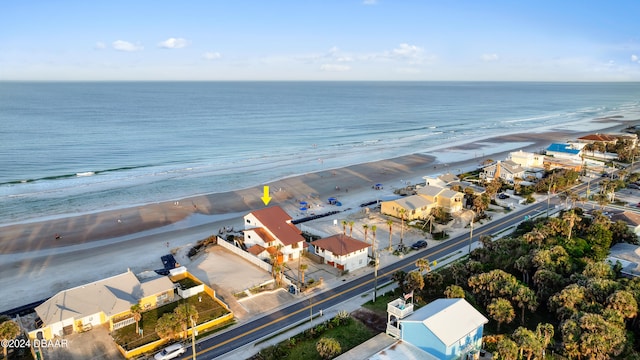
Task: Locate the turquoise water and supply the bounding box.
[1,81,639,224]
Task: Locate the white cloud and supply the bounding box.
[112,40,143,52]
[320,64,351,72]
[158,38,189,49]
[632,54,639,62]
[363,0,377,4]
[203,52,222,60]
[392,43,422,58]
[94,42,106,50]
[481,53,499,62]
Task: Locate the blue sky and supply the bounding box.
[2,0,640,81]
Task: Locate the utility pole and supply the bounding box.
[468,219,474,256]
[373,251,379,302]
[191,316,197,360]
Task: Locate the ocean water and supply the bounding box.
[1,81,639,225]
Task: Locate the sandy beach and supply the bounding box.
[0,123,632,255]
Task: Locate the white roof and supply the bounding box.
[334,333,437,360]
[401,298,488,347]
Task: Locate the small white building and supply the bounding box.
[310,234,371,272]
[508,150,544,169]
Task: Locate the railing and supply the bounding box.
[387,299,414,319]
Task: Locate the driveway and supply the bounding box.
[40,324,123,360]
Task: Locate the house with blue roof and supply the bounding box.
[545,143,582,161]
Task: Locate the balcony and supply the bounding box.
[387,298,414,319]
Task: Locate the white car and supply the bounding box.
[154,343,186,360]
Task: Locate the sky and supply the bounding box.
[2,0,640,81]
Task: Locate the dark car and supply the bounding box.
[497,193,510,199]
[411,240,428,250]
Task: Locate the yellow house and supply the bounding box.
[381,195,435,221]
[381,186,464,220]
[29,270,175,340]
[416,186,464,213]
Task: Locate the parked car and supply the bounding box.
[154,343,186,360]
[411,240,428,250]
[497,193,510,199]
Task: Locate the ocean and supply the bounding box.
[1,81,639,225]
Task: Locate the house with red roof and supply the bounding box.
[310,234,371,272]
[243,206,305,263]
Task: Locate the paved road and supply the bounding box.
[183,166,629,359]
[181,199,553,359]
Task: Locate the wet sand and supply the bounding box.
[0,124,631,254]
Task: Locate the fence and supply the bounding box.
[216,236,272,273]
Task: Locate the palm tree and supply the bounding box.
[362,224,369,244]
[348,221,355,237]
[0,317,20,359]
[371,225,377,249]
[156,313,180,340]
[130,304,142,337]
[415,257,435,274]
[487,297,515,332]
[299,264,308,287]
[398,209,407,246]
[174,303,199,339]
[386,219,394,251]
[562,210,581,241]
[341,220,347,235]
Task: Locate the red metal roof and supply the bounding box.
[250,206,304,246]
[311,234,370,256]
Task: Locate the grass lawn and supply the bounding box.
[176,277,201,289]
[113,294,230,350]
[362,290,401,315]
[256,317,376,360]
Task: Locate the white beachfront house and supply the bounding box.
[310,234,371,272]
[423,173,459,188]
[508,150,545,169]
[244,206,305,263]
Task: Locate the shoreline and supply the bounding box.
[0,120,636,254]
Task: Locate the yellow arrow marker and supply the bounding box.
[261,185,272,205]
